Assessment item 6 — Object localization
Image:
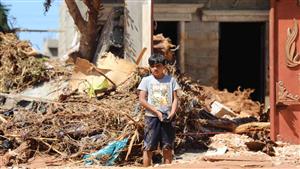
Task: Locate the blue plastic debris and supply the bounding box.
[83,138,128,166]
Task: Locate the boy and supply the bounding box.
[138,53,180,167]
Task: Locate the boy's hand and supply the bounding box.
[167,112,175,120]
[157,111,163,122]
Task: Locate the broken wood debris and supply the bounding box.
[153,34,177,62]
[0,32,274,167]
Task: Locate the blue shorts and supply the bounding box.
[143,116,176,151]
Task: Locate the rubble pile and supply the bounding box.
[272,142,300,165]
[209,133,254,152]
[0,91,141,166]
[200,86,261,117]
[170,74,270,153]
[0,33,64,93]
[0,33,272,167]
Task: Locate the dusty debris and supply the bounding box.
[207,130,276,157]
[202,154,269,163]
[1,141,30,166]
[0,91,141,166]
[272,142,300,165]
[209,133,254,152]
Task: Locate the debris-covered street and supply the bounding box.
[1,0,300,168]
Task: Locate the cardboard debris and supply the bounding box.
[96,52,137,86]
[69,56,111,94]
[70,52,136,95]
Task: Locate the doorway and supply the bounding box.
[219,22,266,102]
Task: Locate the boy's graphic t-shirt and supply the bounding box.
[138,75,180,117]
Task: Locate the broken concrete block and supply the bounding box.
[210,101,236,118]
[205,146,228,156]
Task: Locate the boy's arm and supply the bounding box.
[168,90,178,120]
[139,90,163,121]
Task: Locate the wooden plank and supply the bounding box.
[136,47,147,65]
[234,122,270,134]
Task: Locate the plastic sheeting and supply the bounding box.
[83,138,128,166]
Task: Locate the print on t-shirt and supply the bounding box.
[150,83,171,108]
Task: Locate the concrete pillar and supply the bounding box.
[124,0,152,66]
[179,21,185,73]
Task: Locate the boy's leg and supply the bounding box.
[162,149,172,164]
[143,116,161,167]
[160,121,176,164]
[143,150,153,167]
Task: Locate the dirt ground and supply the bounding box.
[3,142,299,169]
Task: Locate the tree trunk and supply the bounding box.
[65,0,102,61]
[234,122,270,134]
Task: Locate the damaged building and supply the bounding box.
[59,0,270,104]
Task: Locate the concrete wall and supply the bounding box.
[182,0,269,87]
[58,0,87,57]
[185,18,219,87]
[43,39,58,57]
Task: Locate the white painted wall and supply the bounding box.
[124,0,152,66]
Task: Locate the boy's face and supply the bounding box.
[150,63,165,78]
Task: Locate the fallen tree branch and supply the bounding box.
[2,142,29,166]
[39,139,67,157]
